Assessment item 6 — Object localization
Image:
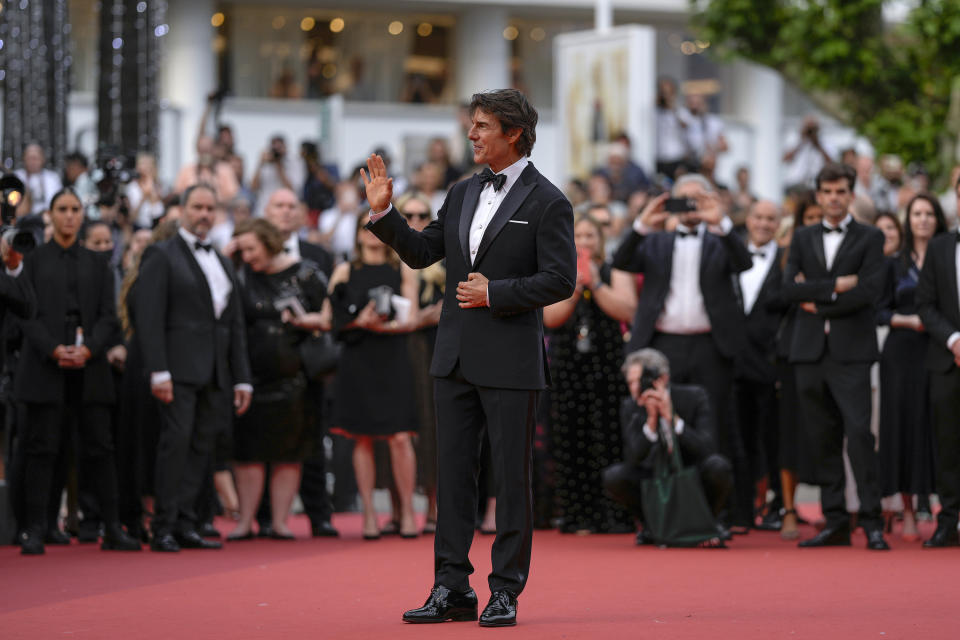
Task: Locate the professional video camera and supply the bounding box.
[0,174,37,254]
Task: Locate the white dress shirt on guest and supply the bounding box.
[655,223,712,335]
[739,239,778,315]
[467,156,528,264]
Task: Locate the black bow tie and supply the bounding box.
[676,228,696,239]
[822,224,844,234]
[194,241,213,252]
[751,250,767,259]
[478,168,507,192]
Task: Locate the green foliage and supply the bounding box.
[692,0,960,182]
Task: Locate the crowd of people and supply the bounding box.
[4,82,960,556]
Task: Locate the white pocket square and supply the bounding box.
[508,220,528,225]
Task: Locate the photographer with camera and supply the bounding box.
[603,348,733,546]
[252,135,303,219]
[783,116,835,190]
[612,173,752,528]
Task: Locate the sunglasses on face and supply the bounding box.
[403,212,431,221]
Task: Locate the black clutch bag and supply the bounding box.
[299,331,341,381]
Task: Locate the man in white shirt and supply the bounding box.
[14,143,62,215]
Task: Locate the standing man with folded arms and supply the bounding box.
[363,89,575,627]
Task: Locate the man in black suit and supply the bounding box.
[603,348,733,545]
[611,174,751,525]
[363,89,575,627]
[916,173,960,547]
[260,188,338,538]
[136,183,253,552]
[733,200,787,528]
[781,163,889,550]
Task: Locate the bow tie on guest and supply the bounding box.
[751,250,767,259]
[194,241,213,252]
[821,224,845,234]
[675,226,697,239]
[478,168,507,192]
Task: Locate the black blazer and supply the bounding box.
[619,384,717,469]
[299,239,334,279]
[735,246,788,381]
[782,220,884,363]
[134,234,252,390]
[611,227,752,357]
[917,232,960,373]
[15,241,118,404]
[367,163,576,390]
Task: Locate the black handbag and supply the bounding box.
[640,427,722,547]
[299,331,341,381]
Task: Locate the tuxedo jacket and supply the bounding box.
[781,220,884,363]
[299,239,334,279]
[611,227,752,356]
[367,163,576,390]
[735,246,788,382]
[134,234,251,390]
[15,241,118,404]
[917,232,960,374]
[619,384,717,469]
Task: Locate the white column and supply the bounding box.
[730,61,784,202]
[162,0,216,177]
[595,0,613,33]
[455,8,510,101]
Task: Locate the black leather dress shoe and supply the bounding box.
[45,528,71,545]
[102,524,143,551]
[798,524,851,547]
[864,528,890,550]
[20,531,45,555]
[923,526,960,548]
[402,585,478,623]
[198,523,222,539]
[311,520,339,538]
[177,530,223,549]
[76,521,102,543]
[479,590,518,627]
[150,532,181,552]
[635,529,655,546]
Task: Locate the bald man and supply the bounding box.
[732,200,787,528]
[257,188,337,538]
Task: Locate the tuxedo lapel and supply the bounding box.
[473,167,537,266]
[829,221,858,274]
[811,225,827,271]
[942,236,960,322]
[458,176,483,267]
[175,235,216,319]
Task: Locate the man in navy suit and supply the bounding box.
[363,89,575,627]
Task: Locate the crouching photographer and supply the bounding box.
[603,348,733,546]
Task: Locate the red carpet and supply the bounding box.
[0,509,956,639]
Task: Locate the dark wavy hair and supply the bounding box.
[469,89,538,157]
[902,192,948,268]
[815,163,856,191]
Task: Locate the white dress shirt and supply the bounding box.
[152,228,250,392]
[655,223,712,335]
[822,214,851,271]
[467,156,528,264]
[283,234,301,260]
[642,416,686,444]
[739,239,778,315]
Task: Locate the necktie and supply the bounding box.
[478,168,507,192]
[195,241,212,252]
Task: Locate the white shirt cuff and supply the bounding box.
[151,371,172,386]
[369,204,392,223]
[709,216,733,235]
[947,332,960,350]
[642,423,658,442]
[632,218,653,236]
[5,262,23,277]
[674,416,685,435]
[234,383,253,393]
[485,284,490,307]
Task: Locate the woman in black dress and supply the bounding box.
[227,218,330,540]
[878,194,945,541]
[329,215,420,539]
[543,214,636,533]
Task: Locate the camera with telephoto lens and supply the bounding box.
[639,365,661,394]
[91,146,138,205]
[368,285,394,318]
[0,174,37,254]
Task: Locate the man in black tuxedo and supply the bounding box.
[611,174,751,525]
[363,89,575,627]
[260,188,338,538]
[733,200,787,527]
[916,173,960,547]
[603,348,733,546]
[781,163,889,550]
[135,183,253,552]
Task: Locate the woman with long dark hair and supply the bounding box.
[877,193,945,541]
